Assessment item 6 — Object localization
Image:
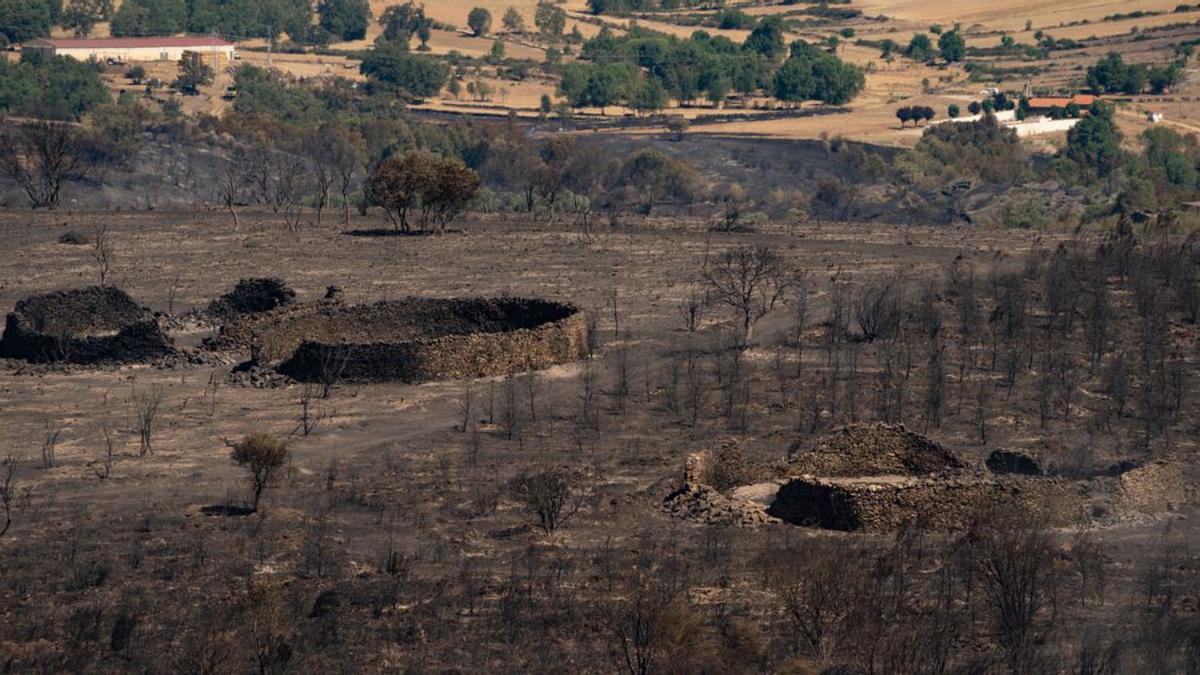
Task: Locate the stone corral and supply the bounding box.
[667,424,1190,532]
[786,423,965,477]
[222,297,587,383]
[0,286,173,364]
[766,475,1091,532]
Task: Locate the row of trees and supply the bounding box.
[886,29,965,63]
[1087,52,1184,95]
[895,105,936,127]
[106,0,371,42]
[562,21,864,111]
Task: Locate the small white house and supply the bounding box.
[22,36,235,64]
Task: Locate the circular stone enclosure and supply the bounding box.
[0,286,173,364]
[253,297,588,383]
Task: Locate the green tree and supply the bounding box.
[938,31,965,62]
[631,77,667,113]
[0,55,108,120]
[503,6,525,33]
[905,33,934,62]
[174,51,214,94]
[361,43,449,99]
[490,39,505,59]
[229,434,289,513]
[948,103,960,118]
[62,0,113,37]
[535,2,565,38]
[110,0,186,36]
[468,7,492,37]
[743,15,786,60]
[318,0,370,41]
[378,1,429,45]
[0,0,60,43]
[772,41,864,105]
[1062,104,1123,181]
[559,62,638,113]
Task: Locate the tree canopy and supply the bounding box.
[0,54,108,120]
[0,0,61,43]
[318,0,370,41]
[360,44,449,99]
[772,41,865,105]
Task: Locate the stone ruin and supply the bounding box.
[666,423,1188,532]
[0,286,173,364]
[214,295,588,384]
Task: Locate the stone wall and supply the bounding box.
[786,424,965,477]
[768,475,1092,532]
[1116,458,1186,515]
[0,287,173,364]
[221,297,587,383]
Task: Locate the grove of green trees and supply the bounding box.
[562,25,864,111]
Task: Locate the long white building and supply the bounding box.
[22,36,235,63]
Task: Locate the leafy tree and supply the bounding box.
[366,151,438,232]
[968,100,982,115]
[631,77,668,113]
[896,106,912,126]
[62,0,112,37]
[1061,103,1123,181]
[502,6,525,33]
[187,0,312,41]
[0,55,108,120]
[938,31,965,62]
[229,433,289,513]
[613,148,702,214]
[468,7,492,37]
[559,62,638,113]
[126,65,147,84]
[110,0,186,36]
[361,43,449,99]
[905,33,934,62]
[318,0,370,41]
[744,15,786,60]
[948,103,960,118]
[0,0,60,43]
[365,151,479,232]
[773,41,864,105]
[1086,52,1152,95]
[174,51,213,94]
[378,1,429,45]
[1148,63,1183,94]
[535,2,565,38]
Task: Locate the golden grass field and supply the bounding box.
[57,0,1200,146]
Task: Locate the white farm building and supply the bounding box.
[22,36,235,63]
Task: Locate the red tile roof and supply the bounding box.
[25,36,233,49]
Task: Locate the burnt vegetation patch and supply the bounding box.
[0,286,172,364]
